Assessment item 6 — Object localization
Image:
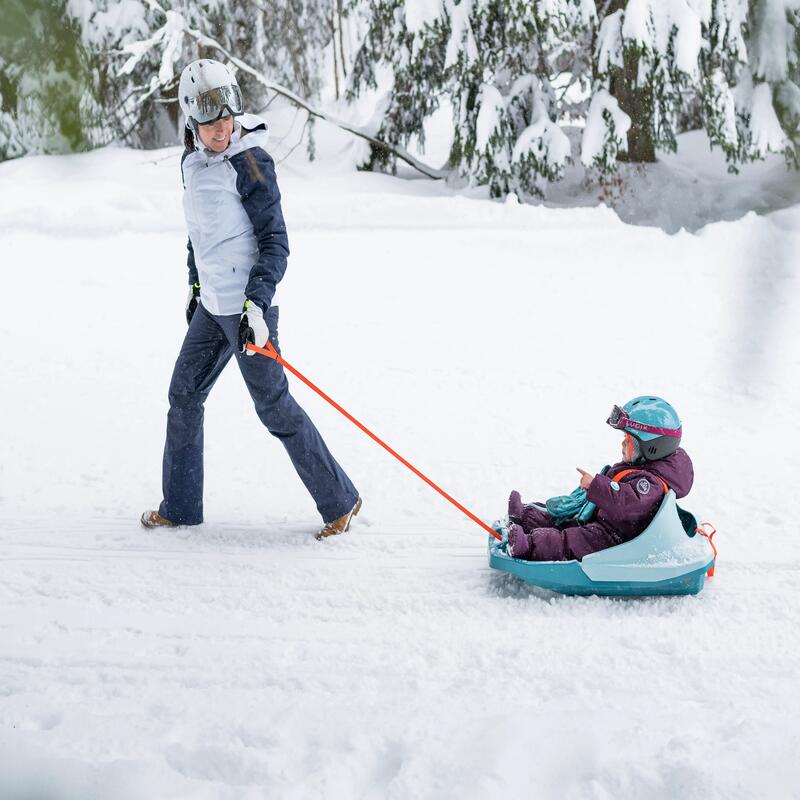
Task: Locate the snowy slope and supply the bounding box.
[1,131,799,799]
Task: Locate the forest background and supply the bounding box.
[2,0,799,198]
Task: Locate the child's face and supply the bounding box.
[622,434,635,463]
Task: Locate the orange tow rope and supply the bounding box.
[247,340,502,540]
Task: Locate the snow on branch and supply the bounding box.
[120,9,183,84]
[581,89,631,170]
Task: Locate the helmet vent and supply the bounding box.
[647,445,657,455]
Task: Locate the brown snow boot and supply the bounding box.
[140,509,178,529]
[315,497,362,540]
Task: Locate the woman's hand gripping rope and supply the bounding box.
[238,300,269,355]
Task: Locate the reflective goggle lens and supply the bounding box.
[191,85,243,124]
[607,405,626,429]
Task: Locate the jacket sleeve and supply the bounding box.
[585,470,664,529]
[187,238,199,285]
[180,149,200,286]
[230,147,290,312]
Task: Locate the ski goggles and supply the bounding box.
[188,84,244,125]
[607,405,682,438]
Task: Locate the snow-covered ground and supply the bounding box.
[1,118,799,799]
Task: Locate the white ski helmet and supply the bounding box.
[178,59,243,125]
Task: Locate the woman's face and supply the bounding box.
[197,115,234,153]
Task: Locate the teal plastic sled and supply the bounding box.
[489,491,715,597]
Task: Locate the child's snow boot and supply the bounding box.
[508,490,524,520]
[140,510,178,529]
[316,497,362,540]
[507,523,531,559]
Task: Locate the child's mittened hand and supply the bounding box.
[576,468,594,490]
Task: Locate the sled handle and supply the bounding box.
[695,522,717,577]
[247,340,502,541]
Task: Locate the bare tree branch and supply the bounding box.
[276,114,312,165]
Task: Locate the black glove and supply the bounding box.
[238,299,269,355]
[185,283,200,325]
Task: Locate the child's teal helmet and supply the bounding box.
[607,396,682,461]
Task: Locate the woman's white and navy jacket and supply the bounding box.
[181,115,288,316]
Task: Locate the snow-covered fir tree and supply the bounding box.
[351,0,798,189]
[0,0,102,159]
[745,0,800,166]
[350,0,596,198]
[583,0,753,170]
[585,0,800,172]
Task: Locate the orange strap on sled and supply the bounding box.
[610,468,669,495]
[247,340,503,541]
[694,523,718,577]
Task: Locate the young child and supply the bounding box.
[506,396,693,562]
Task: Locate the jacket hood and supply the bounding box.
[642,448,694,498]
[236,113,268,137]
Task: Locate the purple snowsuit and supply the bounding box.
[508,448,694,561]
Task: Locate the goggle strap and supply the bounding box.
[616,415,682,438]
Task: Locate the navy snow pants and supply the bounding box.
[159,304,358,525]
